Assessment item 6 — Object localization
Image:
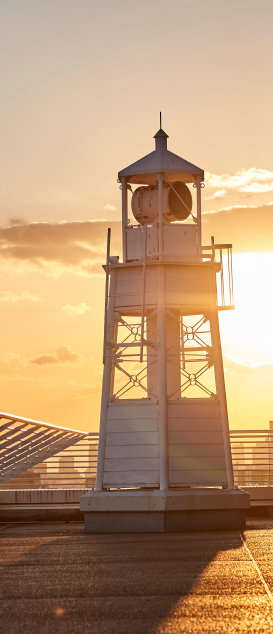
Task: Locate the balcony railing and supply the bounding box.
[202,238,234,310]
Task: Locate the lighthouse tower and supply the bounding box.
[81,122,249,531]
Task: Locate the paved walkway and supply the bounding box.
[1,519,273,633]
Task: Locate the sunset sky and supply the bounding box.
[0,0,273,431]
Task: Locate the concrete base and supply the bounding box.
[81,489,250,533]
[84,508,247,533]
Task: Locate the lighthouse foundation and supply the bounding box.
[80,488,249,533]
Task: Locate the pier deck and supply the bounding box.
[1,519,273,633]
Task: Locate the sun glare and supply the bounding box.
[219,253,273,364]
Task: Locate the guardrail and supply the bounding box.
[202,238,234,309]
[230,430,273,487]
[0,432,98,490]
[2,428,273,490]
[0,411,90,485]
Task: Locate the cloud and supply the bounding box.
[62,302,91,315]
[0,195,272,283]
[30,344,80,366]
[223,353,273,374]
[9,217,28,226]
[2,352,26,369]
[102,204,117,211]
[202,202,273,252]
[205,168,273,193]
[0,291,41,302]
[0,219,121,277]
[206,190,226,200]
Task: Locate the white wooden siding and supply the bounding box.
[106,419,158,433]
[168,399,227,486]
[106,432,158,446]
[102,399,227,489]
[114,264,215,311]
[107,404,158,420]
[169,470,226,485]
[103,402,159,488]
[105,445,159,459]
[169,444,225,458]
[103,471,160,486]
[168,431,224,444]
[168,418,222,432]
[168,401,222,419]
[168,457,226,470]
[104,458,159,471]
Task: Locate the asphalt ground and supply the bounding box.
[1,519,273,633]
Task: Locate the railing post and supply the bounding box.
[157,263,168,490]
[196,176,202,255]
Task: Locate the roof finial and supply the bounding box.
[160,111,162,129]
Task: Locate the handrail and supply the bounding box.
[0,412,88,435]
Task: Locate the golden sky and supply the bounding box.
[0,0,272,431]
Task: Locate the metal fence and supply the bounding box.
[2,429,273,490]
[0,433,98,490]
[230,430,273,487]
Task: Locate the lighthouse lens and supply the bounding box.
[169,182,192,221]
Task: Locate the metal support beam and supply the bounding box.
[140,224,147,363]
[96,268,118,491]
[157,173,164,260]
[210,309,234,489]
[121,177,128,263]
[157,264,168,490]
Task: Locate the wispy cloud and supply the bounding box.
[102,204,117,211]
[0,219,121,277]
[62,302,90,315]
[202,202,273,252]
[2,352,26,369]
[30,344,80,366]
[0,291,41,302]
[224,353,273,374]
[206,168,273,194]
[206,189,226,200]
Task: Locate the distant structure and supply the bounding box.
[81,120,249,531]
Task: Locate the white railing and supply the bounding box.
[0,432,98,490]
[2,424,273,490]
[230,430,273,487]
[202,240,234,310]
[0,412,90,485]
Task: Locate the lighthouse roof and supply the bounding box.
[118,128,204,185]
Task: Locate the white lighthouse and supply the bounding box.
[81,121,249,531]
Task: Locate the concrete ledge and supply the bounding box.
[80,488,250,513]
[241,487,273,503]
[0,504,83,522]
[84,508,247,533]
[247,506,273,518]
[0,489,88,505]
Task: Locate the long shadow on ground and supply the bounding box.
[0,521,252,634]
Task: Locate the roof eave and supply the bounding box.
[118,167,204,179]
